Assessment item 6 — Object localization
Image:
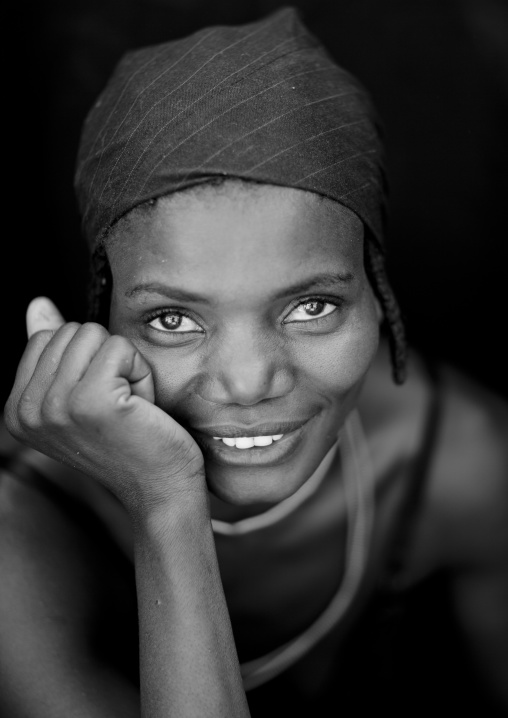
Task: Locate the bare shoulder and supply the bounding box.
[427,363,508,567]
[0,437,138,716]
[360,341,508,572]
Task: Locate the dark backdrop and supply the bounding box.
[5,0,508,406]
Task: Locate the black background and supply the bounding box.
[5,0,508,405]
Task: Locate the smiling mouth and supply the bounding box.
[191,416,318,467]
[211,434,284,449]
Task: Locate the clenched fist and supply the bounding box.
[4,297,205,518]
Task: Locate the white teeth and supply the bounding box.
[212,434,284,448]
[235,437,255,449]
[253,436,273,446]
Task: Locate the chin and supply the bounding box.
[203,431,338,508]
[203,467,307,508]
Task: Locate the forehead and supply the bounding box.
[107,184,365,297]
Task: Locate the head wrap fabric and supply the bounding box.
[76,7,406,383]
[75,7,387,251]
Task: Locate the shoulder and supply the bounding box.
[361,340,508,572]
[0,445,117,609]
[0,421,133,621]
[428,364,508,568]
[0,419,134,559]
[0,435,139,714]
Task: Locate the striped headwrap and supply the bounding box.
[75,6,406,381]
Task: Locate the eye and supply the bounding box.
[148,311,203,333]
[285,298,338,323]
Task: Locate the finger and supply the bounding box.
[130,370,155,403]
[45,322,110,399]
[15,323,81,422]
[75,335,155,410]
[26,297,66,339]
[5,322,103,438]
[4,324,74,436]
[4,329,55,436]
[6,324,70,409]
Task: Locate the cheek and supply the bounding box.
[109,309,202,420]
[295,307,379,401]
[140,348,205,421]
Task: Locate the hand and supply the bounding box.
[5,297,206,518]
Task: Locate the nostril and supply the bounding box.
[195,346,296,405]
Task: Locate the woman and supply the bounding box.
[1,8,507,716]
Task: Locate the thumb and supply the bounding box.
[127,346,156,404]
[26,297,66,339]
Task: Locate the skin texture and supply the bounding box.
[107,182,381,510]
[2,182,507,716]
[2,182,380,718]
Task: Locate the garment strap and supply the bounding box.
[385,360,443,588]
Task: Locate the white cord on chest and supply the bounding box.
[211,438,339,536]
[213,410,375,690]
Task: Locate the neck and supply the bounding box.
[208,437,341,526]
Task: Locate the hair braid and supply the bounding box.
[87,243,112,327]
[364,236,407,384]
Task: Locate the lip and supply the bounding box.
[194,419,312,439]
[190,415,318,468]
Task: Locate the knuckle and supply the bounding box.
[67,388,88,420]
[28,328,56,349]
[104,335,136,369]
[56,321,81,336]
[80,321,109,343]
[47,322,82,349]
[106,334,131,353]
[3,398,24,439]
[68,385,100,422]
[17,390,41,431]
[40,390,67,426]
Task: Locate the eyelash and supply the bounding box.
[145,295,343,335]
[147,307,203,334]
[284,295,343,324]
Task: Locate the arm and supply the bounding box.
[134,502,248,717]
[0,470,141,718]
[3,297,250,718]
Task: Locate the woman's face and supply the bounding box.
[108,183,380,507]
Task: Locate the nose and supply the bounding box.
[196,325,295,406]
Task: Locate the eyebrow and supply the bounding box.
[125,272,355,303]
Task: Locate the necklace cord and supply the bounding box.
[211,439,339,536]
[239,410,375,690]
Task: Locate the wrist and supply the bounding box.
[130,484,211,539]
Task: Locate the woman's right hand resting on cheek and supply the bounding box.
[4,297,206,520]
[2,297,251,718]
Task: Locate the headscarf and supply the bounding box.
[75,7,387,251]
[74,7,405,382]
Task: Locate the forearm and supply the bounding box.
[133,494,250,718]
